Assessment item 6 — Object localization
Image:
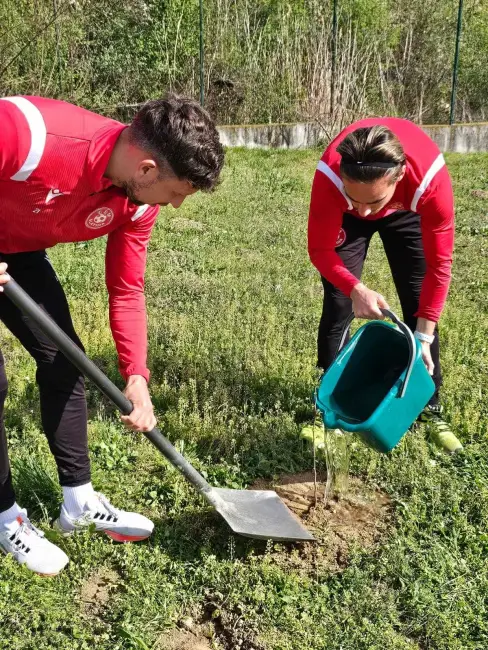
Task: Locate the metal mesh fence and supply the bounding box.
[0,0,484,127]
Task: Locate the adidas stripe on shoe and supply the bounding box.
[0,511,69,576]
[54,492,154,543]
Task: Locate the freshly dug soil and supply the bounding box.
[252,471,391,574]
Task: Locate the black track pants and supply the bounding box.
[317,211,441,406]
[0,251,90,513]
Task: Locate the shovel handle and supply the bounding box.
[2,277,213,497]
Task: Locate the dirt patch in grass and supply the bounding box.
[201,602,265,650]
[252,471,391,574]
[158,609,265,650]
[80,568,119,618]
[156,625,214,650]
[471,189,488,199]
[170,217,206,231]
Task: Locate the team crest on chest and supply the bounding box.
[336,228,346,247]
[387,202,405,211]
[85,207,114,229]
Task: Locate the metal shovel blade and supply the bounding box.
[208,487,315,541]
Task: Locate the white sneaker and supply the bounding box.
[0,511,69,576]
[54,492,154,543]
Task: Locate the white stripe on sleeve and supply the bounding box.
[131,204,150,221]
[1,97,47,181]
[316,160,353,210]
[410,153,446,212]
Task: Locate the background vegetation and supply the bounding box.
[0,0,487,127]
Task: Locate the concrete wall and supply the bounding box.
[217,122,325,149]
[217,121,488,153]
[422,123,488,153]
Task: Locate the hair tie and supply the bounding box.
[343,160,399,169]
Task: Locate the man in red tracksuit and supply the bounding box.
[308,118,462,453]
[0,94,224,575]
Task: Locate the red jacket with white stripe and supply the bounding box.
[308,118,454,322]
[0,96,160,381]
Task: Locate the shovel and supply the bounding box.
[3,277,314,542]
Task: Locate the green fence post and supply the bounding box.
[330,0,338,118]
[449,0,464,125]
[53,0,63,94]
[199,0,204,106]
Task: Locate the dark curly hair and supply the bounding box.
[128,94,224,192]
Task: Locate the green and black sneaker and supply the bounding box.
[419,404,463,454]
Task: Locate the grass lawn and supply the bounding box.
[0,149,487,650]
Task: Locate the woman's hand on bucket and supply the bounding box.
[351,282,389,319]
[416,318,436,376]
[420,341,435,376]
[0,263,10,292]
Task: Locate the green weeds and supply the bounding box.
[0,150,487,649]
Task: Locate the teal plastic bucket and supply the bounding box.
[315,309,435,453]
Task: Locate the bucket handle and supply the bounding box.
[336,308,416,399]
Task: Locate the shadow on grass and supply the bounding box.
[87,348,316,466]
[86,342,315,416]
[4,340,315,439]
[150,509,273,564]
[10,455,61,520]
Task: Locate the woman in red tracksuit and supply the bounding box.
[308,119,462,453]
